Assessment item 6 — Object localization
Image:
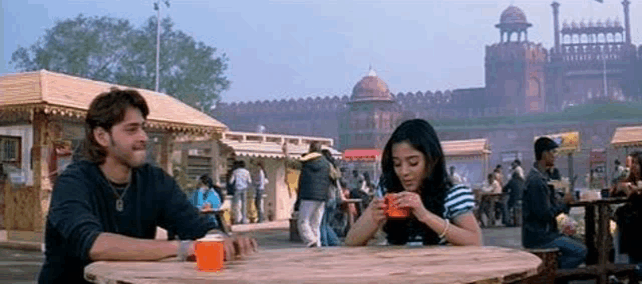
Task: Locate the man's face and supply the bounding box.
[542,148,557,168]
[101,107,149,169]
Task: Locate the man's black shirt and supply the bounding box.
[38,161,216,283]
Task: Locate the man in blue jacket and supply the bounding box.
[38,88,256,283]
[522,137,586,269]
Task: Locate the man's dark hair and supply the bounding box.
[309,141,322,153]
[495,164,502,169]
[615,159,620,165]
[237,160,246,168]
[514,159,521,166]
[82,88,150,164]
[534,137,558,161]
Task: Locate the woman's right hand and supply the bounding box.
[368,197,387,225]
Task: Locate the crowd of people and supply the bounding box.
[35,87,642,282]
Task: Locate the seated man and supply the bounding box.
[522,137,587,269]
[38,89,256,284]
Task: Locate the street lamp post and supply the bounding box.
[154,1,170,92]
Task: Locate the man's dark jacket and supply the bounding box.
[522,164,569,248]
[297,152,332,202]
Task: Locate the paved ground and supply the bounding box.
[0,224,605,284]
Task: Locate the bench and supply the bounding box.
[519,248,559,284]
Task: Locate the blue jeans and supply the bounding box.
[255,189,265,223]
[233,190,248,224]
[538,236,587,269]
[320,200,340,246]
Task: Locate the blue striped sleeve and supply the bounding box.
[444,184,475,220]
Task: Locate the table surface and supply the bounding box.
[85,246,541,284]
[568,197,629,207]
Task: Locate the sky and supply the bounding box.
[3,0,640,103]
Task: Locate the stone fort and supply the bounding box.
[212,2,642,186]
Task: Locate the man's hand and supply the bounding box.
[223,235,258,261]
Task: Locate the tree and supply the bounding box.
[10,14,230,111]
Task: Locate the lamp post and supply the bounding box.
[154,1,170,92]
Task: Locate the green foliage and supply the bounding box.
[10,14,230,111]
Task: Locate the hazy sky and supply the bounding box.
[3,0,640,103]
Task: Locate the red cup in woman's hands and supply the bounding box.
[384,194,409,218]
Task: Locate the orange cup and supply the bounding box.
[384,194,409,218]
[195,235,225,272]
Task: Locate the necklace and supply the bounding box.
[106,173,132,212]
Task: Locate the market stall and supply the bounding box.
[441,138,491,187]
[0,70,227,242]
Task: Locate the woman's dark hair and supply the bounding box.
[256,161,266,173]
[82,88,150,164]
[626,152,642,183]
[381,119,453,245]
[321,149,336,167]
[200,174,223,199]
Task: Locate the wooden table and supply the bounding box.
[565,197,638,283]
[85,246,542,284]
[477,192,505,227]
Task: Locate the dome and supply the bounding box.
[350,68,393,102]
[500,6,528,25]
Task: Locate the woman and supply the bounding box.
[191,174,222,213]
[612,152,642,277]
[319,149,345,246]
[345,119,482,246]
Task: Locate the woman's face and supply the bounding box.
[392,141,430,193]
[626,155,634,169]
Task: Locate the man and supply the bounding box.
[511,159,524,180]
[290,142,333,247]
[229,160,252,224]
[449,166,463,184]
[38,89,256,283]
[522,137,586,269]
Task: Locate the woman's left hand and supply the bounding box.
[391,191,427,216]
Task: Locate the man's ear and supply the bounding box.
[93,127,110,148]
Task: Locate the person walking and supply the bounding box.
[286,142,334,247]
[229,160,252,224]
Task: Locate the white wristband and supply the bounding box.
[177,240,192,261]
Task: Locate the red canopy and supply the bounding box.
[343,149,381,162]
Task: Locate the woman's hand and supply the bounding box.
[390,191,428,217]
[367,197,387,225]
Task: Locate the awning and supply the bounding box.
[0,70,227,134]
[442,138,491,160]
[219,131,341,160]
[534,131,580,154]
[342,149,381,162]
[611,125,642,148]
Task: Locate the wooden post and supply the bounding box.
[159,131,174,175]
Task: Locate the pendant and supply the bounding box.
[116,199,124,212]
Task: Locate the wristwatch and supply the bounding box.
[177,240,192,261]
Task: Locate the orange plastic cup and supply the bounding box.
[384,194,409,218]
[195,235,225,272]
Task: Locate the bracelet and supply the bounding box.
[439,219,450,239]
[177,240,192,261]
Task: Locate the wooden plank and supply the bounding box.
[85,246,541,284]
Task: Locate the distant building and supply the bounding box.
[213,2,641,150]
